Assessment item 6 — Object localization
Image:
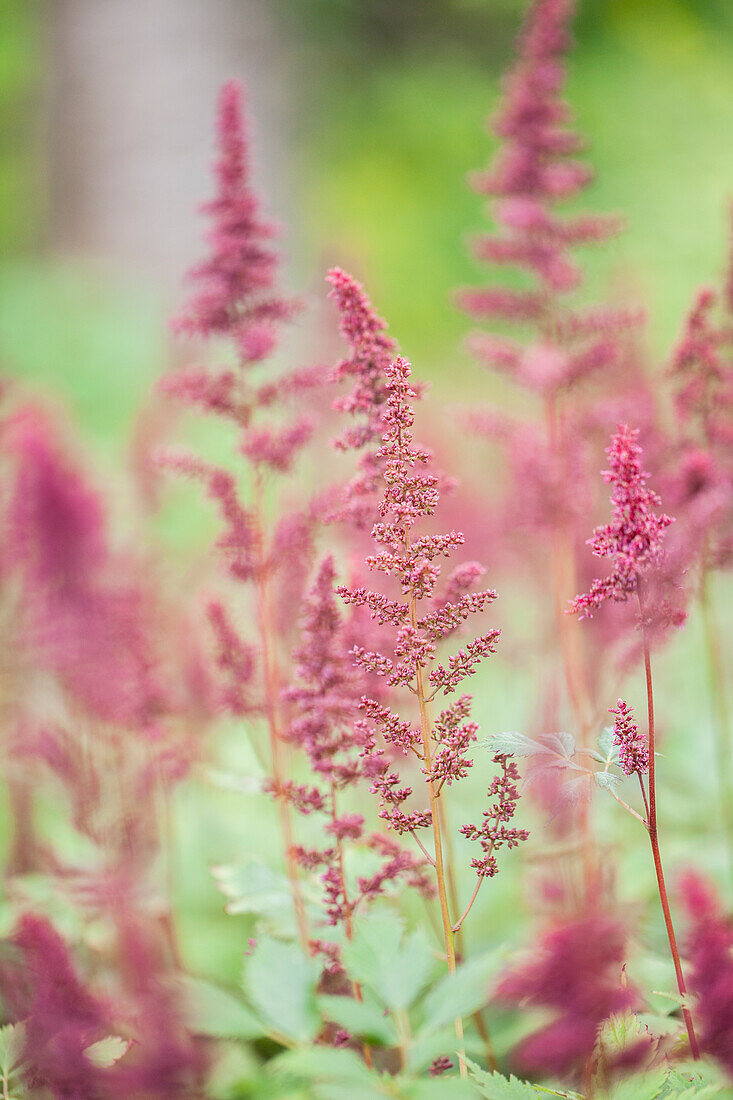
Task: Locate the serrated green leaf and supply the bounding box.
[84,1036,130,1068]
[0,1023,25,1078]
[342,912,433,1011]
[244,935,320,1042]
[178,975,262,1040]
[419,951,502,1036]
[466,1058,539,1099]
[318,993,397,1046]
[598,728,621,765]
[603,1068,670,1100]
[595,770,622,793]
[480,732,549,757]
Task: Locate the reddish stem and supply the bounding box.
[642,631,699,1059]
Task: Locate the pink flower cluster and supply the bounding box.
[681,872,733,1075]
[458,0,636,396]
[172,79,294,360]
[570,424,674,618]
[335,349,501,839]
[495,911,638,1078]
[461,754,529,878]
[283,556,431,964]
[609,699,649,777]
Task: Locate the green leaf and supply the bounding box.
[268,1046,376,1086]
[213,861,293,917]
[177,975,263,1040]
[84,1036,130,1068]
[481,731,575,760]
[595,770,622,793]
[419,951,502,1036]
[597,728,621,766]
[342,912,434,1011]
[603,1069,670,1100]
[318,994,397,1046]
[466,1059,540,1099]
[244,935,320,1042]
[0,1023,25,1079]
[401,1078,481,1098]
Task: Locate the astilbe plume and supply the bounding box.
[570,424,675,623]
[338,354,502,838]
[680,871,733,1076]
[495,912,637,1079]
[172,79,294,358]
[333,320,527,1071]
[5,913,201,1100]
[283,555,431,971]
[158,80,324,947]
[574,425,699,1059]
[458,0,637,398]
[326,268,398,528]
[4,407,164,730]
[461,753,528,878]
[609,698,649,778]
[665,233,733,571]
[457,0,643,843]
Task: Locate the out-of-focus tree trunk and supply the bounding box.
[45,0,298,292]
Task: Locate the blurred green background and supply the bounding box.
[0,0,731,1002]
[2,0,733,446]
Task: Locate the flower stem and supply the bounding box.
[411,593,466,1077]
[254,478,309,954]
[642,632,699,1059]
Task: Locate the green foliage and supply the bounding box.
[418,951,503,1036]
[0,1023,26,1099]
[466,1059,553,1099]
[342,912,435,1011]
[243,935,321,1043]
[317,993,398,1046]
[83,1036,130,1068]
[178,976,263,1041]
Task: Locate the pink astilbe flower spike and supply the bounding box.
[665,247,733,571]
[609,699,649,777]
[172,79,294,359]
[495,912,638,1079]
[338,354,501,834]
[326,267,402,527]
[458,0,638,396]
[5,407,165,729]
[158,81,328,952]
[461,753,529,877]
[283,556,431,969]
[680,871,733,1076]
[570,424,674,619]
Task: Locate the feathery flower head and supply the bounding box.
[495,911,637,1078]
[461,753,529,878]
[458,0,636,395]
[570,424,674,618]
[173,80,294,359]
[609,699,649,777]
[326,268,404,527]
[680,871,733,1076]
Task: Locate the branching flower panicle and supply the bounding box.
[570,424,674,618]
